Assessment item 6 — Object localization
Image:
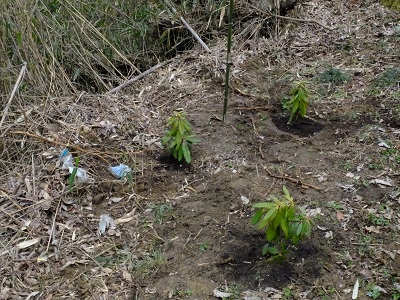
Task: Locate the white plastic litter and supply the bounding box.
[58,148,91,183]
[98,214,115,235]
[352,279,359,299]
[109,164,132,179]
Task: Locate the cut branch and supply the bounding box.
[106,60,172,94]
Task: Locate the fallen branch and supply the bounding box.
[264,167,321,190]
[106,60,172,94]
[274,14,334,31]
[248,3,333,31]
[10,130,141,164]
[164,0,211,53]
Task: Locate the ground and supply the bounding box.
[0,1,399,300]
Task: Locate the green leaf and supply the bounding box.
[266,224,277,241]
[178,121,185,136]
[288,206,297,219]
[295,222,303,236]
[282,186,291,199]
[267,246,279,255]
[280,217,289,237]
[257,217,269,230]
[272,210,282,228]
[175,134,183,147]
[263,207,278,223]
[253,202,275,209]
[182,141,191,163]
[262,244,269,256]
[185,136,200,144]
[291,100,299,114]
[301,219,311,236]
[250,210,263,225]
[68,157,80,192]
[177,149,183,161]
[299,102,307,117]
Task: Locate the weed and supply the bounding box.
[226,284,244,299]
[251,186,312,259]
[369,213,390,226]
[198,242,209,251]
[367,284,382,299]
[162,110,200,164]
[319,67,349,84]
[68,157,80,192]
[372,67,400,88]
[282,287,293,299]
[151,204,174,224]
[283,81,310,124]
[134,249,166,278]
[327,201,345,211]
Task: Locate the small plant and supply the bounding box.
[198,243,209,251]
[151,204,174,224]
[162,110,200,164]
[283,81,310,124]
[319,67,349,84]
[282,287,293,299]
[133,249,166,278]
[367,285,382,299]
[251,186,312,259]
[68,157,80,192]
[373,67,400,88]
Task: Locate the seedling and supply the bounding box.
[251,186,312,259]
[283,81,310,124]
[198,243,209,251]
[133,249,166,278]
[68,157,80,192]
[319,67,349,84]
[162,110,200,164]
[151,204,174,224]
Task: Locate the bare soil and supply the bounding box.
[1,1,399,300]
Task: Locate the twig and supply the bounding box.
[247,3,333,31]
[0,62,27,136]
[179,17,211,52]
[10,130,137,164]
[46,198,62,253]
[264,167,321,190]
[106,60,172,94]
[163,0,211,53]
[273,14,334,31]
[258,145,265,159]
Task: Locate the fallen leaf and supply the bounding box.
[365,226,380,233]
[123,270,133,282]
[17,238,40,249]
[336,211,345,221]
[115,216,135,225]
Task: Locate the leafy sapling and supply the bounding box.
[283,81,310,124]
[162,110,200,164]
[251,186,312,259]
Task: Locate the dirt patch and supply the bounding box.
[271,114,325,137]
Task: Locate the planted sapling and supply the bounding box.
[251,186,312,259]
[162,110,200,164]
[283,81,310,124]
